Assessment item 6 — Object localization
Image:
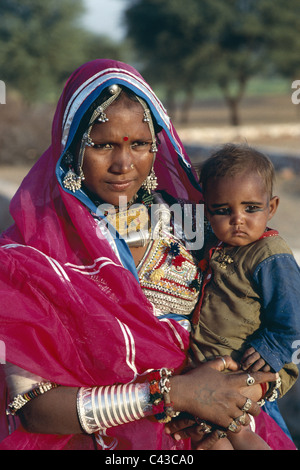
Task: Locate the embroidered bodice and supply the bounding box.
[137,233,201,328]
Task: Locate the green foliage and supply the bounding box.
[125,0,300,124]
[0,0,129,102]
[0,0,87,101]
[258,0,300,78]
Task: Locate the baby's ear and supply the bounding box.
[268,196,280,219]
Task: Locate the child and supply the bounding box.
[191,143,300,450]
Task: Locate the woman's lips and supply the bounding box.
[107,180,134,192]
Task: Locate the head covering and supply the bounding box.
[0,59,202,450]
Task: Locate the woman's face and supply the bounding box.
[82,94,154,206]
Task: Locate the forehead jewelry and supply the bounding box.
[76,84,123,174]
[62,85,122,192]
[64,84,159,194]
[134,95,158,193]
[135,95,158,154]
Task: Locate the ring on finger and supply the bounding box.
[235,412,248,426]
[218,356,227,370]
[194,417,212,433]
[227,420,240,433]
[241,397,253,412]
[246,373,255,386]
[216,429,227,439]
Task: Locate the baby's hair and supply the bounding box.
[199,143,275,198]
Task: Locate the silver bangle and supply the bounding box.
[77,383,152,434]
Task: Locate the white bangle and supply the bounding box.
[76,383,151,434]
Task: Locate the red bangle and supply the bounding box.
[260,382,268,397]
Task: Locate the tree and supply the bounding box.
[0,0,90,102]
[125,0,300,125]
[258,0,300,80]
[125,0,219,120]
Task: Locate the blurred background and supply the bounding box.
[0,0,299,448]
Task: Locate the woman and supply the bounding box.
[0,59,277,450]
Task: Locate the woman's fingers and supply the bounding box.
[194,429,226,450]
[228,369,277,388]
[165,415,228,450]
[207,355,240,372]
[170,365,277,430]
[165,414,195,438]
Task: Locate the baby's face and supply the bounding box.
[205,172,279,246]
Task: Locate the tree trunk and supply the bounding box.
[226,97,240,126]
[165,87,177,120]
[180,88,194,124]
[219,77,247,127]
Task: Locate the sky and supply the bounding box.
[81,0,128,41]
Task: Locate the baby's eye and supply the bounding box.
[245,205,262,213]
[213,207,231,215]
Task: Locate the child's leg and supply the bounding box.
[208,436,234,450]
[228,425,271,450]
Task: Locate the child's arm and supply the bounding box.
[243,253,300,396]
[249,253,300,371]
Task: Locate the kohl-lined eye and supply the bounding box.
[245,205,263,213]
[92,143,113,150]
[131,141,152,150]
[211,207,231,216]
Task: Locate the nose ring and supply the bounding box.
[130,163,134,169]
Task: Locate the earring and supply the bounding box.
[141,168,158,194]
[62,168,85,193]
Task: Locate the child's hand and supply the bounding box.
[240,347,271,372]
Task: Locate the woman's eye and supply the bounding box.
[131,141,150,150]
[93,143,113,150]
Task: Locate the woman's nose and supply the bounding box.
[110,146,133,173]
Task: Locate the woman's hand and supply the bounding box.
[168,357,276,431]
[165,413,226,450]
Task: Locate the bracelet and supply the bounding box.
[264,375,281,402]
[76,383,152,434]
[258,375,281,407]
[6,381,59,415]
[260,382,269,397]
[149,368,180,423]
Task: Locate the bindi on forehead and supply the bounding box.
[123,136,129,141]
